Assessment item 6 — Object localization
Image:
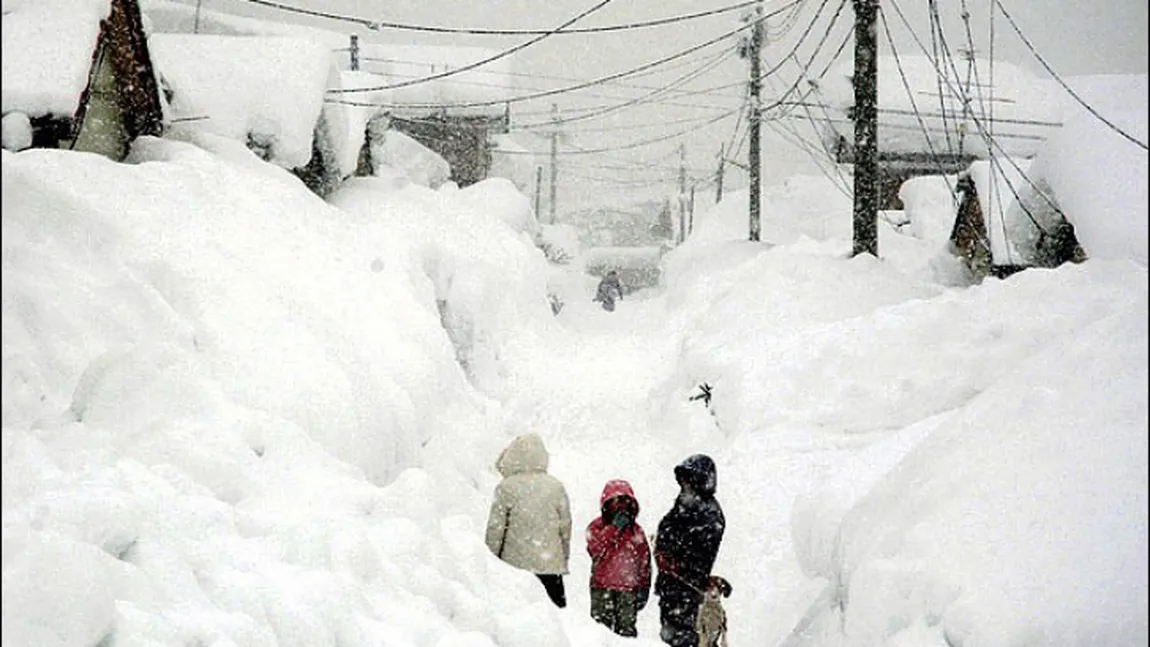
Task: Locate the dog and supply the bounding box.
[695,575,733,647]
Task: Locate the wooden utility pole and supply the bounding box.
[678,143,687,243]
[851,0,880,257]
[549,103,559,224]
[349,34,359,71]
[747,0,764,242]
[688,186,696,237]
[715,145,725,204]
[534,166,543,219]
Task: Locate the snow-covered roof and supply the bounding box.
[150,34,335,169]
[139,1,515,119]
[1,0,113,119]
[818,55,1062,158]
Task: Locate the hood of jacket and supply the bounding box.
[599,479,640,512]
[673,454,717,496]
[496,433,549,477]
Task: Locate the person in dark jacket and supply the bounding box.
[654,454,726,647]
[593,270,624,311]
[586,479,653,637]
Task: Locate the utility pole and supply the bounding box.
[678,143,687,244]
[194,0,203,33]
[534,166,543,220]
[747,0,764,242]
[715,145,725,204]
[549,103,559,224]
[688,186,696,237]
[851,0,880,257]
[349,34,359,71]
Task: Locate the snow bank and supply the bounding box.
[2,138,588,646]
[328,176,554,399]
[1033,75,1148,266]
[810,278,1148,646]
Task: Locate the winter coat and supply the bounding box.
[654,454,725,596]
[594,274,623,304]
[485,434,573,575]
[586,480,653,592]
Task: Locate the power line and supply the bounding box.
[883,0,1061,238]
[990,0,1148,151]
[358,47,739,101]
[766,0,809,40]
[238,0,757,35]
[877,5,957,194]
[527,110,735,134]
[356,53,739,117]
[327,0,619,94]
[779,112,1046,141]
[512,50,736,129]
[493,107,739,156]
[327,0,804,108]
[776,54,853,195]
[783,102,1062,128]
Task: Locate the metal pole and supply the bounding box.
[350,34,359,71]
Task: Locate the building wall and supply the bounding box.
[71,39,131,160]
[391,116,497,187]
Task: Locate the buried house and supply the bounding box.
[1,0,165,160]
[147,33,351,197]
[335,41,514,188]
[815,55,1063,210]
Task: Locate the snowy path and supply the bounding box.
[495,288,942,645]
[498,293,690,642]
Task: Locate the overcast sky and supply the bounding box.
[185,0,1148,206]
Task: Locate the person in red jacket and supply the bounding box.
[586,479,653,638]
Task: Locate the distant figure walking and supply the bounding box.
[594,270,624,311]
[485,433,573,608]
[586,479,653,637]
[654,454,726,647]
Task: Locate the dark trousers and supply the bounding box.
[590,588,640,637]
[658,588,702,647]
[536,574,567,608]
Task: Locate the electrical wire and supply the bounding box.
[327,1,804,108]
[778,54,853,195]
[990,0,1147,151]
[527,110,734,134]
[358,48,740,104]
[885,0,1059,238]
[355,57,739,117]
[492,107,739,156]
[238,0,758,35]
[878,5,957,193]
[512,49,736,129]
[328,0,619,93]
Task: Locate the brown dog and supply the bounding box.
[695,575,733,647]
